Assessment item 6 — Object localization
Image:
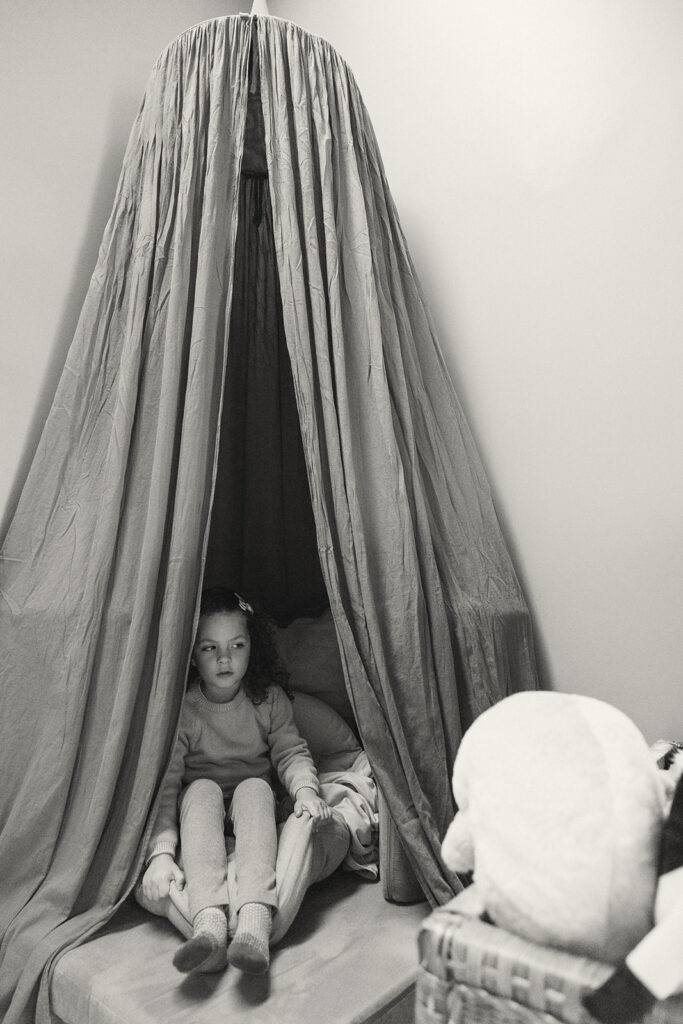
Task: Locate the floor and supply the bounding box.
[51,871,428,1024]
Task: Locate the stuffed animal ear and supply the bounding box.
[441,811,475,872]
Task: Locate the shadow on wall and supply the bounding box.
[492,498,551,691]
[398,203,551,694]
[0,98,134,543]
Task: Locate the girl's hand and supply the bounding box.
[294,787,332,827]
[142,853,185,902]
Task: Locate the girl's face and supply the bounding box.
[192,610,251,703]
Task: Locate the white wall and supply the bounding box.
[2,1,682,740]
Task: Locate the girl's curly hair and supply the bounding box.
[192,586,292,705]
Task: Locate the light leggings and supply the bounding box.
[178,776,278,921]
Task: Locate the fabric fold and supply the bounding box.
[259,16,538,906]
[0,17,252,1023]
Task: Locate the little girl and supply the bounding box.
[142,586,331,975]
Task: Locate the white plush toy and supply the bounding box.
[441,691,668,964]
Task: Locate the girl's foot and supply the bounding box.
[227,903,272,974]
[173,906,228,973]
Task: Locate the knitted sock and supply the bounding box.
[173,906,228,973]
[227,903,272,974]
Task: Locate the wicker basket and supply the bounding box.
[416,893,683,1024]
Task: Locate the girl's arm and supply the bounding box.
[145,721,190,862]
[141,852,185,902]
[141,724,190,902]
[267,688,320,799]
[294,785,333,824]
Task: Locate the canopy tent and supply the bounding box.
[0,15,538,1024]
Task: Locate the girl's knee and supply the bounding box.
[231,777,275,814]
[180,777,224,810]
[234,777,274,800]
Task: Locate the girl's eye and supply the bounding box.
[201,645,215,652]
[232,642,245,650]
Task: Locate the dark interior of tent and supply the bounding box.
[0,14,540,1024]
[205,53,329,628]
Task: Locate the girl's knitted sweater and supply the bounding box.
[147,682,319,861]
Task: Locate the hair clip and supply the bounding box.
[236,593,254,615]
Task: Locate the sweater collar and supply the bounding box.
[189,680,248,713]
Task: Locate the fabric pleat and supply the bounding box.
[259,18,538,903]
[0,18,251,1023]
[0,15,538,1023]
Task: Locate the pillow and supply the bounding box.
[275,607,355,728]
[290,691,361,774]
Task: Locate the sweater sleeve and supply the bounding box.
[267,688,319,799]
[146,717,190,863]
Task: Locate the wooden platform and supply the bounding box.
[51,872,428,1024]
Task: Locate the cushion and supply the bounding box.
[275,607,355,728]
[57,874,427,1024]
[290,691,361,773]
